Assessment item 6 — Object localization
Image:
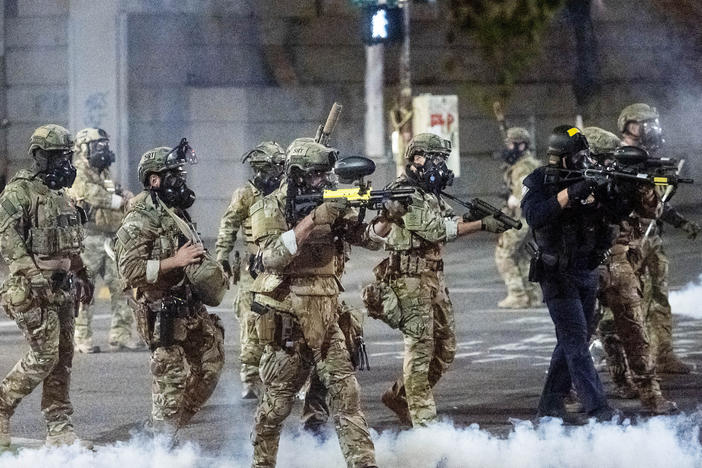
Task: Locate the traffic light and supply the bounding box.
[361,4,403,45]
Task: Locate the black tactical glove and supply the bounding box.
[587,249,610,270]
[220,259,232,282]
[481,216,508,233]
[567,179,597,203]
[74,267,95,305]
[681,220,700,240]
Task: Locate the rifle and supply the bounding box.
[544,166,694,188]
[292,155,414,221]
[440,191,523,230]
[315,102,343,146]
[595,146,681,175]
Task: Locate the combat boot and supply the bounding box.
[526,288,542,308]
[0,411,10,448]
[381,389,412,426]
[497,292,530,309]
[638,379,678,415]
[74,342,101,354]
[613,381,639,400]
[109,338,146,352]
[656,353,693,375]
[45,429,93,449]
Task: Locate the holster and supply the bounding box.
[528,251,545,283]
[159,296,188,347]
[251,301,301,350]
[50,271,73,292]
[127,296,152,346]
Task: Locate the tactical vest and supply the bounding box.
[27,180,83,257]
[242,186,258,255]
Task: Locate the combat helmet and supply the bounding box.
[506,127,531,146]
[75,127,109,149]
[547,125,592,169]
[617,103,659,133]
[27,124,73,155]
[582,127,620,155]
[285,137,338,175]
[404,133,452,161]
[242,141,285,167]
[137,138,197,187]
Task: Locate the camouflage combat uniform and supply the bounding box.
[215,181,262,390]
[249,182,379,468]
[364,173,458,427]
[495,151,541,308]
[0,126,88,444]
[115,190,225,431]
[69,146,133,349]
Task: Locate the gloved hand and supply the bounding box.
[681,220,700,240]
[74,267,95,305]
[481,216,508,233]
[587,249,611,270]
[220,259,232,283]
[382,199,407,222]
[567,179,597,203]
[312,199,349,225]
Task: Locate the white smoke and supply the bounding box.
[671,273,702,319]
[2,415,702,468]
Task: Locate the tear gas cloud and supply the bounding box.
[671,273,702,320]
[2,415,701,468]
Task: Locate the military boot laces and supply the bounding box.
[639,379,678,415]
[0,412,10,448]
[45,429,94,450]
[381,389,412,426]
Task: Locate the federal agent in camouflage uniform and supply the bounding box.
[618,103,699,374]
[585,126,676,413]
[495,127,541,308]
[215,141,285,399]
[69,127,141,353]
[0,124,94,447]
[363,133,508,427]
[250,138,379,468]
[115,142,226,437]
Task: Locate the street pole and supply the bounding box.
[392,0,412,177]
[364,42,385,161]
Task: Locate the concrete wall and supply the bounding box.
[4,0,701,240]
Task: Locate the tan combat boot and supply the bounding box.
[526,288,543,308]
[657,353,693,375]
[0,411,10,448]
[498,292,530,309]
[45,429,93,449]
[74,341,101,354]
[638,379,678,415]
[381,389,412,426]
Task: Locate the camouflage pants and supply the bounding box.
[75,233,133,346]
[598,253,655,386]
[0,286,75,436]
[640,234,674,361]
[235,273,263,387]
[494,220,539,299]
[150,306,225,425]
[385,272,457,426]
[252,295,375,468]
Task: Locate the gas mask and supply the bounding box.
[563,149,595,170]
[501,142,527,165]
[87,140,115,172]
[158,168,195,209]
[33,150,77,190]
[291,168,337,195]
[410,154,454,193]
[639,119,665,153]
[251,163,284,196]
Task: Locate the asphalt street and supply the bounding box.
[0,219,701,455]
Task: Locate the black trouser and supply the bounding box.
[538,268,609,415]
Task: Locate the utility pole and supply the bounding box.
[364,3,385,162]
[391,0,412,177]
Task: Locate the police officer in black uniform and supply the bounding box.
[522,125,622,422]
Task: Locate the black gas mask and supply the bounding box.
[34,149,77,190]
[639,119,665,153]
[501,142,527,165]
[87,139,115,172]
[563,148,595,170]
[410,153,454,193]
[251,163,284,196]
[158,168,195,209]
